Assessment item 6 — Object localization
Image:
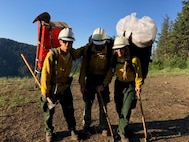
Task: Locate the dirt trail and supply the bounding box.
[0,75,189,142]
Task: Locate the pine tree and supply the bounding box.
[153,0,189,69]
[168,0,189,68]
[153,15,173,69]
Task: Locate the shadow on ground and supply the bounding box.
[34,115,189,142]
[128,115,189,142]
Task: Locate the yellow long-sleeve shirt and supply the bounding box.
[41,47,85,95]
[115,56,143,88]
[79,44,113,87]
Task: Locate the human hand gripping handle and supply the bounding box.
[96,85,104,93]
[42,93,48,98]
[42,93,52,102]
[135,87,141,99]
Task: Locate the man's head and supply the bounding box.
[113,36,130,57]
[92,27,107,46]
[58,28,75,53]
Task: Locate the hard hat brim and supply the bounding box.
[112,44,125,49]
[93,40,106,45]
[59,37,75,41]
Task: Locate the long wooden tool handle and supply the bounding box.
[139,97,147,139]
[99,92,114,138]
[20,53,54,104]
[20,53,41,88]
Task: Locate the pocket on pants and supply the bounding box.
[40,96,48,112]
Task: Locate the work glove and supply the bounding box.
[96,85,104,93]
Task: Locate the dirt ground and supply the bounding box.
[1,75,189,142]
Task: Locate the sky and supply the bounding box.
[0,0,183,48]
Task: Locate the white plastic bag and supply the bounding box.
[116,13,157,48]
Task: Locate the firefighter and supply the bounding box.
[112,36,143,142]
[79,27,113,136]
[40,28,85,142]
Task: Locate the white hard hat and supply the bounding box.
[112,36,130,49]
[92,27,107,45]
[58,28,75,41]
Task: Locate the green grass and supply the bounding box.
[0,77,39,111]
[1,68,188,111]
[148,68,189,77]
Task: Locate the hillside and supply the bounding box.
[0,38,36,77]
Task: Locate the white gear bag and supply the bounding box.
[116,13,157,48]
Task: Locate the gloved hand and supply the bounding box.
[96,85,104,93]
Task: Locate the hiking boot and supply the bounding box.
[114,132,121,140]
[101,129,108,136]
[71,130,78,141]
[83,126,89,132]
[120,134,129,142]
[46,132,53,142]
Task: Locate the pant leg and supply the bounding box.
[83,74,108,128]
[82,90,95,127]
[58,87,76,131]
[41,97,55,133]
[114,78,124,118]
[97,87,110,129]
[118,84,135,135]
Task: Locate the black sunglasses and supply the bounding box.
[62,40,73,44]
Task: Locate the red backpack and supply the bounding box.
[33,12,71,80]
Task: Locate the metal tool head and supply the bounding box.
[46,97,59,110]
[47,102,56,110]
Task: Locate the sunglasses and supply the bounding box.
[115,48,126,51]
[62,40,73,44]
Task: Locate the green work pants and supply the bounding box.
[114,78,136,135]
[41,87,76,133]
[83,90,109,129]
[83,74,110,129]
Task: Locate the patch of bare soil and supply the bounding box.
[1,75,189,142]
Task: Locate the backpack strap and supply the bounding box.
[112,53,135,74]
[50,48,75,70]
[50,48,58,75]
